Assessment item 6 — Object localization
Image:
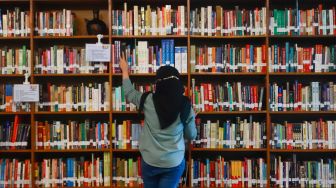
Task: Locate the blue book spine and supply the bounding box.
[278,87,283,111]
[289,46,294,72]
[97,122,101,149]
[156,45,160,70]
[285,42,289,72]
[161,40,166,65]
[170,40,175,67]
[274,45,278,72]
[66,158,71,186]
[250,45,254,70]
[230,47,233,72]
[216,47,222,72]
[5,84,12,99]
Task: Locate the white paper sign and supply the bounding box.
[13,84,39,102]
[85,44,111,62]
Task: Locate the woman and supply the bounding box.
[120,53,197,188]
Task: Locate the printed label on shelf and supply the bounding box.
[85,43,111,62]
[13,84,39,102]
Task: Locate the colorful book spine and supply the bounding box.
[271,119,336,150]
[269,43,336,72]
[0,84,30,112]
[191,79,265,112]
[113,83,154,112]
[112,120,143,149]
[112,156,143,187]
[0,117,30,150]
[35,120,109,150]
[35,9,74,36]
[34,46,108,74]
[269,81,336,112]
[0,46,31,74]
[270,5,336,36]
[193,117,266,149]
[0,158,32,188]
[36,82,110,112]
[191,44,267,73]
[0,7,30,37]
[34,153,110,187]
[190,6,267,36]
[270,154,336,187]
[112,4,187,36]
[112,40,187,74]
[191,157,267,187]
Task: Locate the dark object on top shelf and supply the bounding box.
[85,9,107,35]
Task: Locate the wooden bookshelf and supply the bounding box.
[0,0,335,187]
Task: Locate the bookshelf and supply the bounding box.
[0,0,335,187]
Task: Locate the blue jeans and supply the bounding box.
[141,158,185,188]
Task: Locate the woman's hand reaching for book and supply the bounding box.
[120,52,129,79]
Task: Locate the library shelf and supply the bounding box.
[269,72,336,76]
[111,35,188,39]
[269,35,336,39]
[0,112,31,115]
[111,111,138,114]
[0,37,30,40]
[33,73,110,77]
[270,149,336,153]
[190,35,267,39]
[33,35,109,40]
[191,148,267,152]
[191,72,267,76]
[112,149,140,152]
[34,149,111,153]
[34,111,110,115]
[0,149,32,153]
[198,111,267,115]
[269,111,336,115]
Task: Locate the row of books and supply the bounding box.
[0,84,30,112]
[36,82,110,112]
[0,8,30,37]
[191,79,265,112]
[112,84,153,112]
[34,10,74,36]
[270,6,336,36]
[0,159,31,188]
[269,81,336,112]
[270,155,336,187]
[113,40,187,74]
[36,120,109,150]
[0,115,30,150]
[34,46,108,74]
[271,120,336,150]
[190,44,266,73]
[112,4,187,36]
[112,157,143,187]
[190,6,267,36]
[112,120,142,149]
[193,117,266,149]
[269,43,336,73]
[191,157,267,187]
[0,46,31,75]
[34,153,111,187]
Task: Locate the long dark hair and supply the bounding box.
[153,66,189,129]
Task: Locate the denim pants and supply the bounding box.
[141,158,185,188]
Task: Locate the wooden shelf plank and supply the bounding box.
[33,35,109,39]
[192,148,267,152]
[270,149,336,153]
[0,112,31,115]
[35,149,110,153]
[0,36,30,40]
[0,149,31,153]
[112,149,140,152]
[191,72,266,76]
[112,73,188,77]
[190,35,266,39]
[198,111,267,115]
[269,35,336,39]
[33,73,110,77]
[269,72,336,76]
[35,111,110,115]
[112,35,187,39]
[270,111,336,115]
[0,74,25,77]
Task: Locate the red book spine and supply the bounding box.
[11,115,19,149]
[262,45,266,73]
[24,160,29,188]
[253,86,258,111]
[298,83,302,110]
[287,123,293,149]
[127,120,131,149]
[208,84,213,111]
[84,161,88,186]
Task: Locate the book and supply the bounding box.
[269,43,336,72]
[0,7,30,37]
[35,120,109,150]
[112,4,187,36]
[0,158,31,188]
[0,46,31,74]
[0,84,30,112]
[34,153,110,187]
[191,44,267,73]
[112,156,143,187]
[190,6,267,36]
[269,81,336,111]
[112,40,188,74]
[36,82,110,112]
[192,156,267,187]
[191,79,265,112]
[194,116,266,149]
[35,9,74,36]
[112,120,143,149]
[34,46,108,74]
[270,5,336,36]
